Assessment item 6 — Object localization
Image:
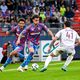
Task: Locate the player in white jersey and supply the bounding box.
[40,21,80,72]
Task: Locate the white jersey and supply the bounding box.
[55,27,80,48]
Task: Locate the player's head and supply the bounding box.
[64,21,71,28]
[32,15,40,25]
[18,18,26,28]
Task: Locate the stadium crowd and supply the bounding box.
[0,0,78,29]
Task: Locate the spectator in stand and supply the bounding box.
[65,6,75,20]
[48,14,60,28]
[60,0,66,7]
[33,0,39,7]
[10,19,17,29]
[59,15,67,24]
[5,0,15,19]
[56,0,61,10]
[18,2,26,17]
[33,5,40,15]
[59,15,67,27]
[50,4,56,16]
[71,0,78,10]
[45,6,53,22]
[60,4,66,16]
[65,0,78,10]
[39,8,46,22]
[39,0,45,10]
[53,9,60,21]
[44,0,52,7]
[1,17,10,31]
[5,0,14,13]
[0,10,3,22]
[25,1,32,16]
[0,1,8,18]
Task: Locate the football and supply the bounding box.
[32,63,39,71]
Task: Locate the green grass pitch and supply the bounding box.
[0,60,80,80]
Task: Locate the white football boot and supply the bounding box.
[17,66,24,72]
[0,66,4,72]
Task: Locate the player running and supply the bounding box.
[16,15,54,72]
[40,21,80,72]
[0,18,27,72]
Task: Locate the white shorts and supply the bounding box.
[52,45,75,56]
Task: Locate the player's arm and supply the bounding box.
[42,24,54,39]
[6,26,16,35]
[78,37,80,45]
[16,26,28,45]
[47,36,58,52]
[49,36,58,48]
[16,29,26,45]
[47,29,54,40]
[48,30,61,52]
[75,36,80,46]
[75,42,79,46]
[75,32,80,46]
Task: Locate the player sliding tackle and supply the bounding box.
[16,15,54,72]
[40,21,80,72]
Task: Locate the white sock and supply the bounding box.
[63,55,74,68]
[44,56,52,68]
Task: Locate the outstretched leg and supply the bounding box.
[40,53,54,72]
[61,54,74,71]
[0,50,14,72]
[0,46,24,72]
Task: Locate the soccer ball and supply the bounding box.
[32,63,39,71]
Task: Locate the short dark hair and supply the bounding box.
[18,18,25,23]
[32,15,39,20]
[64,21,71,27]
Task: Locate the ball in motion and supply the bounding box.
[32,63,39,71]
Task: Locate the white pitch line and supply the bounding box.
[2,61,80,72]
[4,69,16,72]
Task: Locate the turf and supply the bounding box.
[0,60,80,80]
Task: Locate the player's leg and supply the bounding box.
[23,44,39,70]
[21,47,34,65]
[61,49,75,71]
[40,47,64,72]
[40,53,54,72]
[61,54,74,71]
[0,50,15,72]
[14,46,24,59]
[0,46,24,72]
[17,47,34,72]
[17,43,35,72]
[11,46,25,72]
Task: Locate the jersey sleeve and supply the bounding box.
[9,26,17,34]
[55,30,62,38]
[42,24,49,33]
